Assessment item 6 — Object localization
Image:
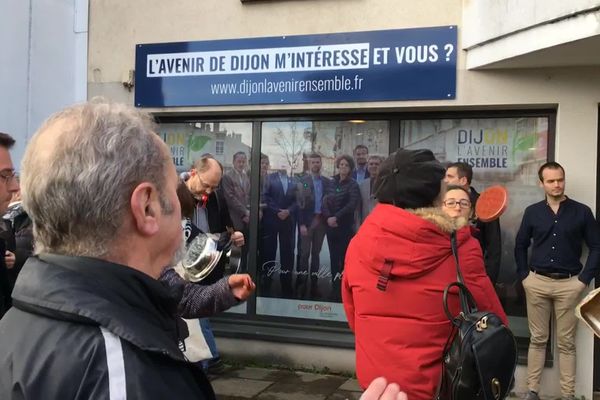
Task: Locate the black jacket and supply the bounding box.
[2,202,34,286]
[0,254,215,400]
[177,181,235,283]
[323,175,361,228]
[470,187,502,284]
[178,180,233,236]
[0,238,9,317]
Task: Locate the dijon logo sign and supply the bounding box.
[135,26,457,107]
[456,129,509,169]
[160,131,210,169]
[442,118,549,172]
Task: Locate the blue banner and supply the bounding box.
[135,26,457,107]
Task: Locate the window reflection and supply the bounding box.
[159,121,253,286]
[257,120,389,321]
[159,122,253,175]
[401,116,549,338]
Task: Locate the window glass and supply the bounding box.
[159,121,253,314]
[257,120,389,321]
[216,140,224,155]
[159,122,252,173]
[400,116,550,337]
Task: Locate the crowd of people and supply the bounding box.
[342,150,599,400]
[231,146,370,300]
[228,145,503,303]
[0,99,598,400]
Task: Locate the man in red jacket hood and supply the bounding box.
[342,149,507,400]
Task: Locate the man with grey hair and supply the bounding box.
[222,151,250,231]
[0,101,215,399]
[358,154,384,224]
[221,151,250,273]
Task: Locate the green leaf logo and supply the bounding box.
[513,134,536,152]
[189,135,210,152]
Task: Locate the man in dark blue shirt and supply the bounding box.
[515,161,600,400]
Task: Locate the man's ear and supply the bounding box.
[130,182,160,236]
[459,177,468,187]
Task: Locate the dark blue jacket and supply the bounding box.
[352,167,370,182]
[263,172,298,224]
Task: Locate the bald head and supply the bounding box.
[193,156,220,174]
[21,100,174,258]
[187,156,222,198]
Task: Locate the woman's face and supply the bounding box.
[442,189,472,219]
[338,159,351,178]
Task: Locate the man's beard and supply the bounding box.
[170,237,187,267]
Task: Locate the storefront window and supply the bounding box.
[256,120,390,321]
[159,115,548,332]
[400,116,550,337]
[158,122,252,174]
[159,121,253,313]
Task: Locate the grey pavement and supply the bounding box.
[207,364,570,399]
[209,365,361,400]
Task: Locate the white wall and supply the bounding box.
[0,0,88,169]
[463,0,600,48]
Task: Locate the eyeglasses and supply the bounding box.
[0,169,17,184]
[443,199,471,209]
[197,174,219,191]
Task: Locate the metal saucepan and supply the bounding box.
[576,287,600,337]
[181,232,223,282]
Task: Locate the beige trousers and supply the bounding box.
[522,272,586,396]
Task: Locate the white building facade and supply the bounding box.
[4,0,600,397]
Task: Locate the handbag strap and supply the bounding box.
[450,230,476,315]
[450,231,466,285]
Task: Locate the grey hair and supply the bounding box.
[21,99,173,257]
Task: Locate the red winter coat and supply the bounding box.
[342,204,507,400]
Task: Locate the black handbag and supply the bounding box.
[436,231,517,400]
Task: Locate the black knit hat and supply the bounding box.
[373,148,446,209]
